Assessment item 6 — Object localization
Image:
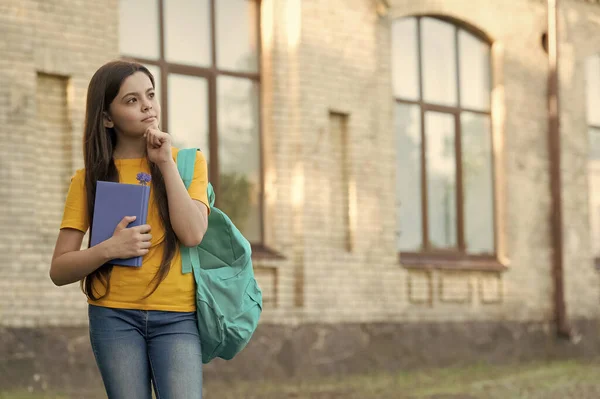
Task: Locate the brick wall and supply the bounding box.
[554,0,600,320]
[1,0,600,330]
[259,0,600,325]
[0,0,118,326]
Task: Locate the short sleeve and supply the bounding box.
[60,169,89,232]
[187,151,210,213]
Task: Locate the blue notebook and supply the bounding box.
[90,181,151,267]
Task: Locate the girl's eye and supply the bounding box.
[127,97,137,104]
[149,92,155,99]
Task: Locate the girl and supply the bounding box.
[50,60,209,399]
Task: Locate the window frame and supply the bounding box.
[120,0,267,247]
[394,16,504,271]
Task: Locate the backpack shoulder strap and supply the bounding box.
[176,148,216,208]
[176,148,198,189]
[176,148,201,275]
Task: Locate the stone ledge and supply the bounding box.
[1,320,599,396]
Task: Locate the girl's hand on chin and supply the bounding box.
[144,125,172,166]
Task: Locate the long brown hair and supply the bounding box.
[81,60,177,300]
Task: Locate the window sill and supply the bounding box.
[399,252,508,272]
[251,244,286,261]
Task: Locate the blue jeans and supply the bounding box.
[88,304,203,399]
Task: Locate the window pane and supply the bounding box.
[216,0,259,73]
[421,18,457,106]
[391,18,419,100]
[167,74,209,161]
[461,113,494,254]
[218,76,261,242]
[144,65,162,124]
[119,0,160,59]
[586,56,600,126]
[459,31,490,111]
[425,112,456,249]
[396,103,422,251]
[164,0,211,67]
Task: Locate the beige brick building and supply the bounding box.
[3,0,600,393]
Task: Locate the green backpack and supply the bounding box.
[176,148,263,364]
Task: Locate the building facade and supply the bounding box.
[3,0,600,393]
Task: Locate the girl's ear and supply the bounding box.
[103,112,114,128]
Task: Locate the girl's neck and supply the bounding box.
[113,134,146,160]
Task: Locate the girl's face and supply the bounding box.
[104,71,160,137]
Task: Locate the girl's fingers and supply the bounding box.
[145,130,156,146]
[144,129,168,149]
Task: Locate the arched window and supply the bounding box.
[393,16,495,259]
[119,0,263,243]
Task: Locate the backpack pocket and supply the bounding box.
[219,278,263,360]
[195,274,225,364]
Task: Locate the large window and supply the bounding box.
[119,0,262,243]
[586,55,600,262]
[392,17,495,260]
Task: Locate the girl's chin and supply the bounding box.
[117,131,147,139]
[115,125,158,138]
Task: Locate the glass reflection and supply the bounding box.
[425,111,456,249]
[396,104,422,251]
[421,18,457,106]
[461,112,494,253]
[216,0,259,72]
[459,31,490,111]
[392,18,419,100]
[217,76,261,241]
[164,0,211,67]
[119,0,160,60]
[167,74,209,160]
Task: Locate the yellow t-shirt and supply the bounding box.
[60,148,209,312]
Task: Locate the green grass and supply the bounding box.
[4,359,600,398]
[204,359,600,399]
[0,393,66,399]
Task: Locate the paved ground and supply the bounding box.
[3,359,600,398]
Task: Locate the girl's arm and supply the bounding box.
[158,158,209,247]
[50,228,112,286]
[50,217,152,286]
